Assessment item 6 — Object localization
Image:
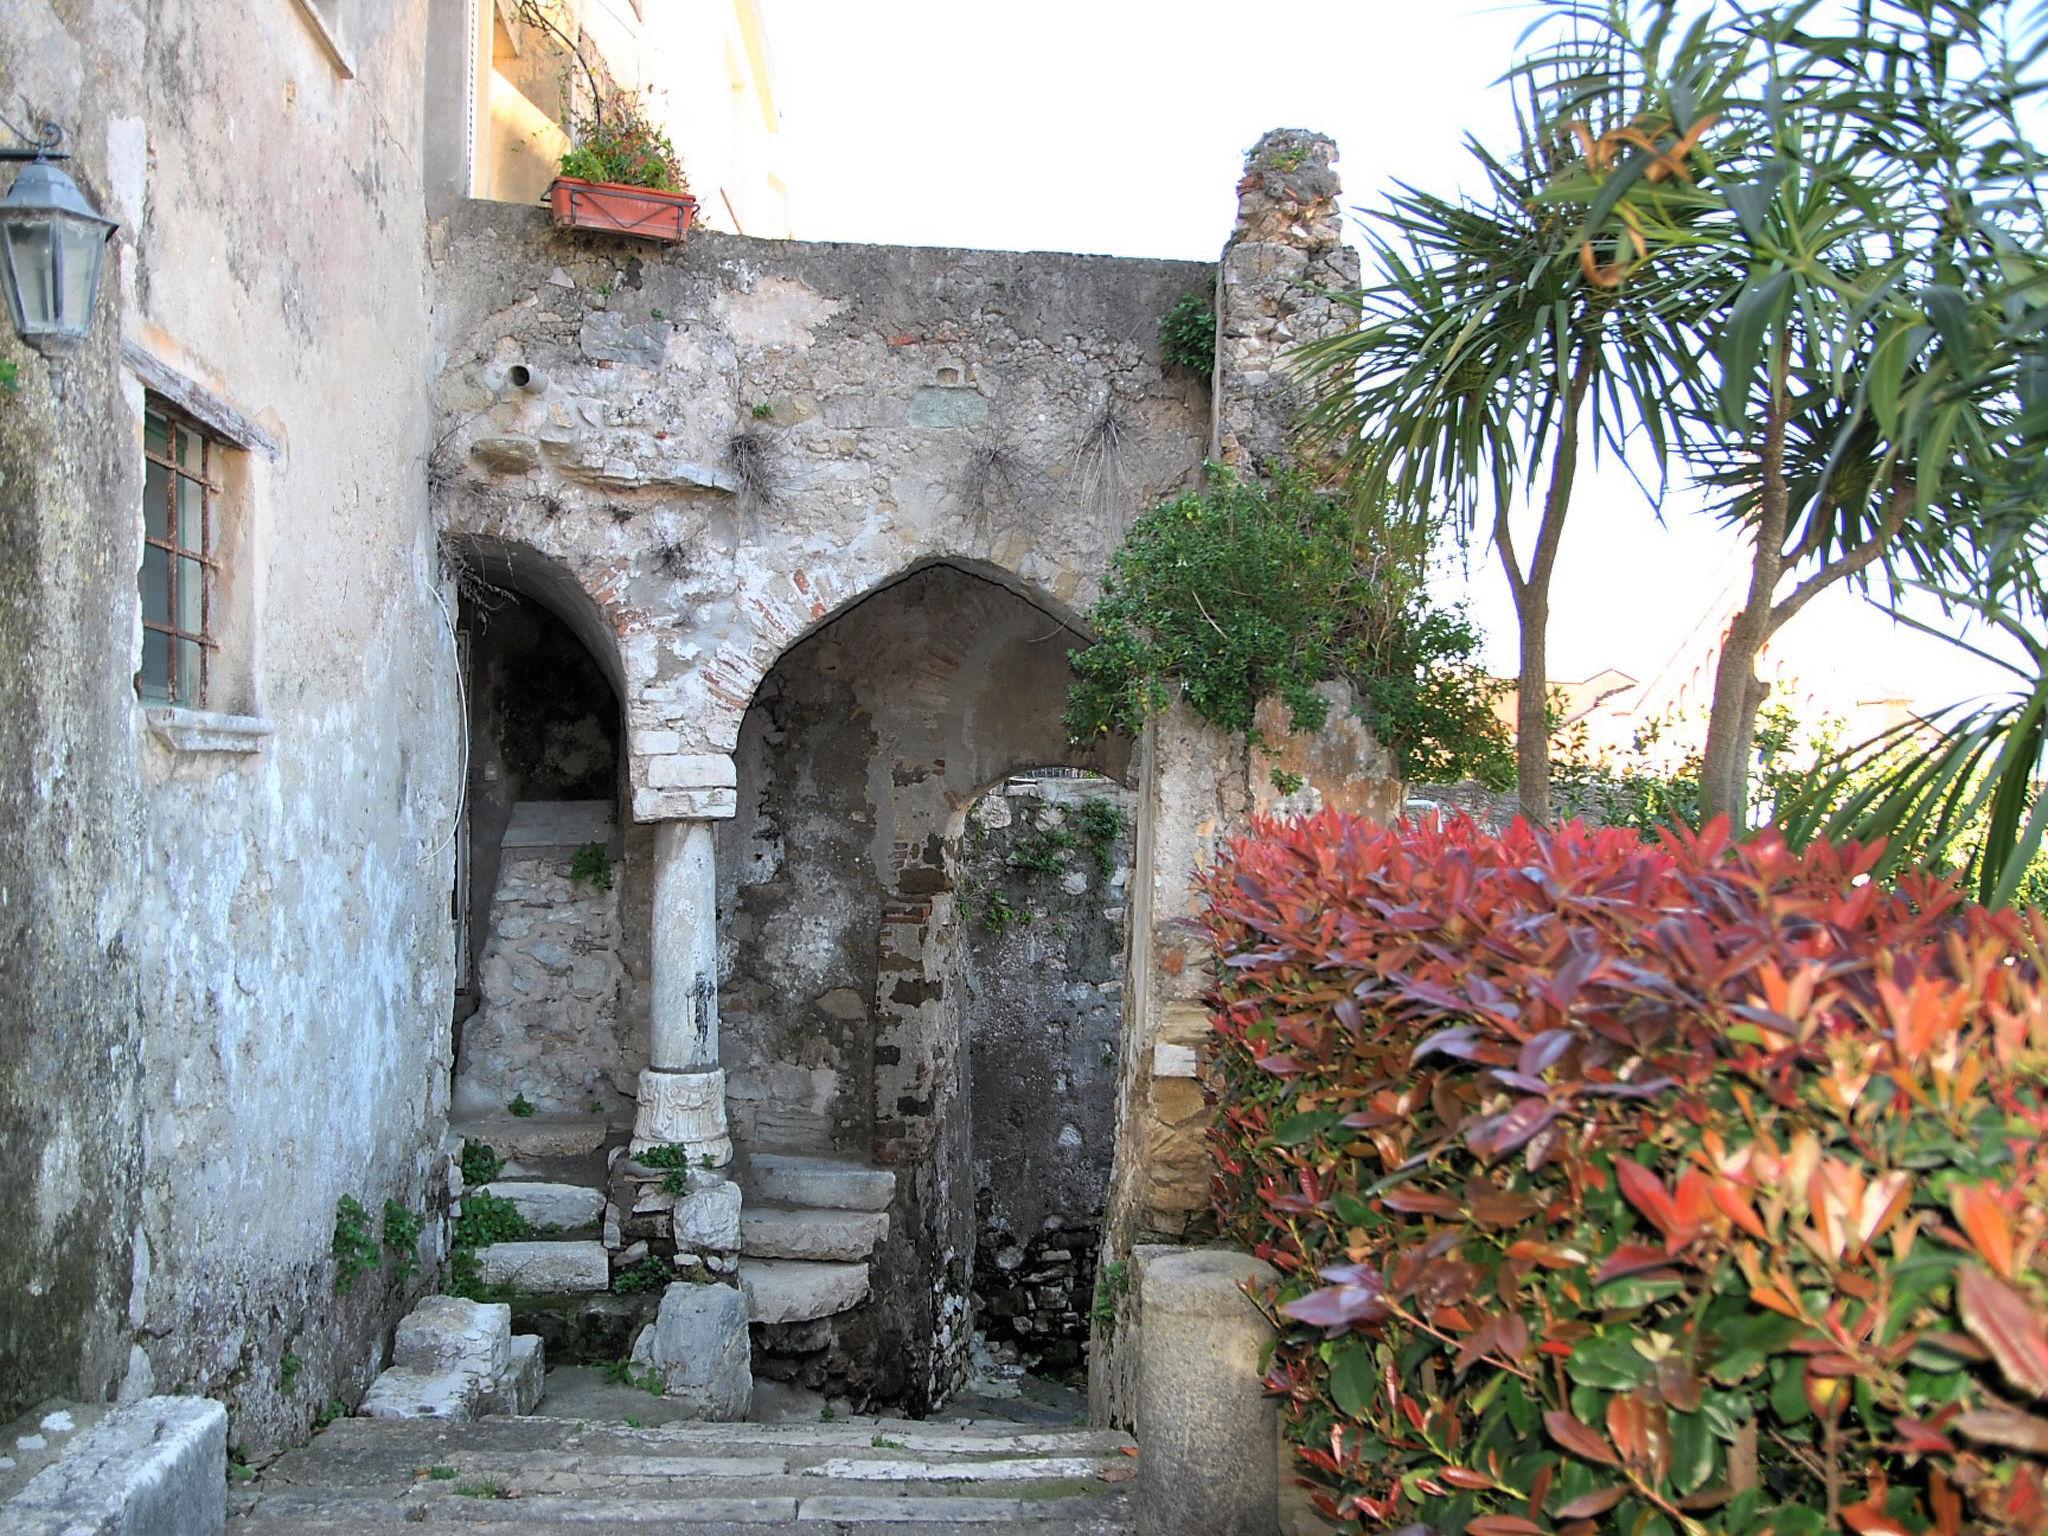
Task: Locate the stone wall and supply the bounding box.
[961,776,1133,1378]
[0,0,461,1448]
[429,203,1212,809]
[455,803,628,1119]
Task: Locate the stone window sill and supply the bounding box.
[288,0,357,79]
[144,708,274,755]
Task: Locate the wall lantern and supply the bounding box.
[0,121,118,351]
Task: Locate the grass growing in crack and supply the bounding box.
[602,1358,667,1396]
[570,841,613,892]
[452,1479,511,1499]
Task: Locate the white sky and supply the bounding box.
[756,0,2024,720]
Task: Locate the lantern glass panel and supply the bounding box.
[57,213,104,335]
[2,217,55,330]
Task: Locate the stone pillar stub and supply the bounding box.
[1135,1247,1280,1536]
[633,1067,733,1164]
[1212,128,1361,477]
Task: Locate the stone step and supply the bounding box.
[454,1114,610,1162]
[227,1414,1136,1532]
[739,1206,889,1262]
[248,1414,1137,1460]
[738,1258,870,1324]
[475,1182,605,1232]
[741,1153,895,1213]
[476,1241,611,1294]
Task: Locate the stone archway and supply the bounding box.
[715,561,1131,1411]
[448,539,638,1127]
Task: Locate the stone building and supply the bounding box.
[1,0,1394,1451]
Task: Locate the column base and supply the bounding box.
[632,1068,733,1167]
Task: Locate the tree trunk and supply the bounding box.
[1511,584,1552,824]
[1698,608,1770,826]
[1699,346,1789,829]
[1501,346,1597,827]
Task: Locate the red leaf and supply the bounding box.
[1614,1158,1680,1236]
[1466,1519,1547,1536]
[1952,1184,2016,1280]
[1544,1409,1621,1467]
[1958,1266,2048,1399]
[1595,1244,1677,1284]
[1440,1467,1495,1490]
[1555,1486,1628,1519]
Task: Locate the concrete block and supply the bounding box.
[359,1367,481,1422]
[477,1239,612,1293]
[480,1334,547,1416]
[741,1259,870,1324]
[1,1396,226,1536]
[392,1295,511,1378]
[478,1180,606,1231]
[1135,1247,1279,1536]
[631,1282,753,1419]
[741,1207,889,1262]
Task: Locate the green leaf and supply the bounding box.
[1271,1110,1341,1147]
[1770,1358,1812,1424]
[1330,1341,1374,1417]
[1669,1411,1717,1495]
[1566,1333,1653,1390]
[1866,320,1918,437]
[1718,270,1793,427]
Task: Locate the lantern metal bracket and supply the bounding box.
[0,114,68,164]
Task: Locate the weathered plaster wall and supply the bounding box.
[716,564,1129,1409]
[429,204,1212,815]
[961,776,1133,1377]
[0,0,461,1448]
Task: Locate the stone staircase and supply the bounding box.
[226,1410,1135,1533]
[736,1152,896,1327]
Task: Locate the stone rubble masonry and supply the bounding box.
[629,1281,753,1419]
[1,1396,227,1536]
[456,838,628,1118]
[1212,128,1362,475]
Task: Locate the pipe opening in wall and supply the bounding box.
[506,363,545,392]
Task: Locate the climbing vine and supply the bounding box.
[1064,469,1511,786]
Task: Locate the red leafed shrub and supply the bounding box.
[1204,811,2048,1536]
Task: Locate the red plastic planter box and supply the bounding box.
[546,177,699,243]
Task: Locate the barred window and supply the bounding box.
[138,403,216,706]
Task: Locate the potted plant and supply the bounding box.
[546,89,697,244]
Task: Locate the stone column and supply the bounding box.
[634,819,731,1162]
[629,750,738,1164]
[1135,1247,1281,1536]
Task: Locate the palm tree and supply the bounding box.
[1524,0,2048,826]
[1296,36,1731,824]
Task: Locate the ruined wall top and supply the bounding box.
[1212,129,1361,474]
